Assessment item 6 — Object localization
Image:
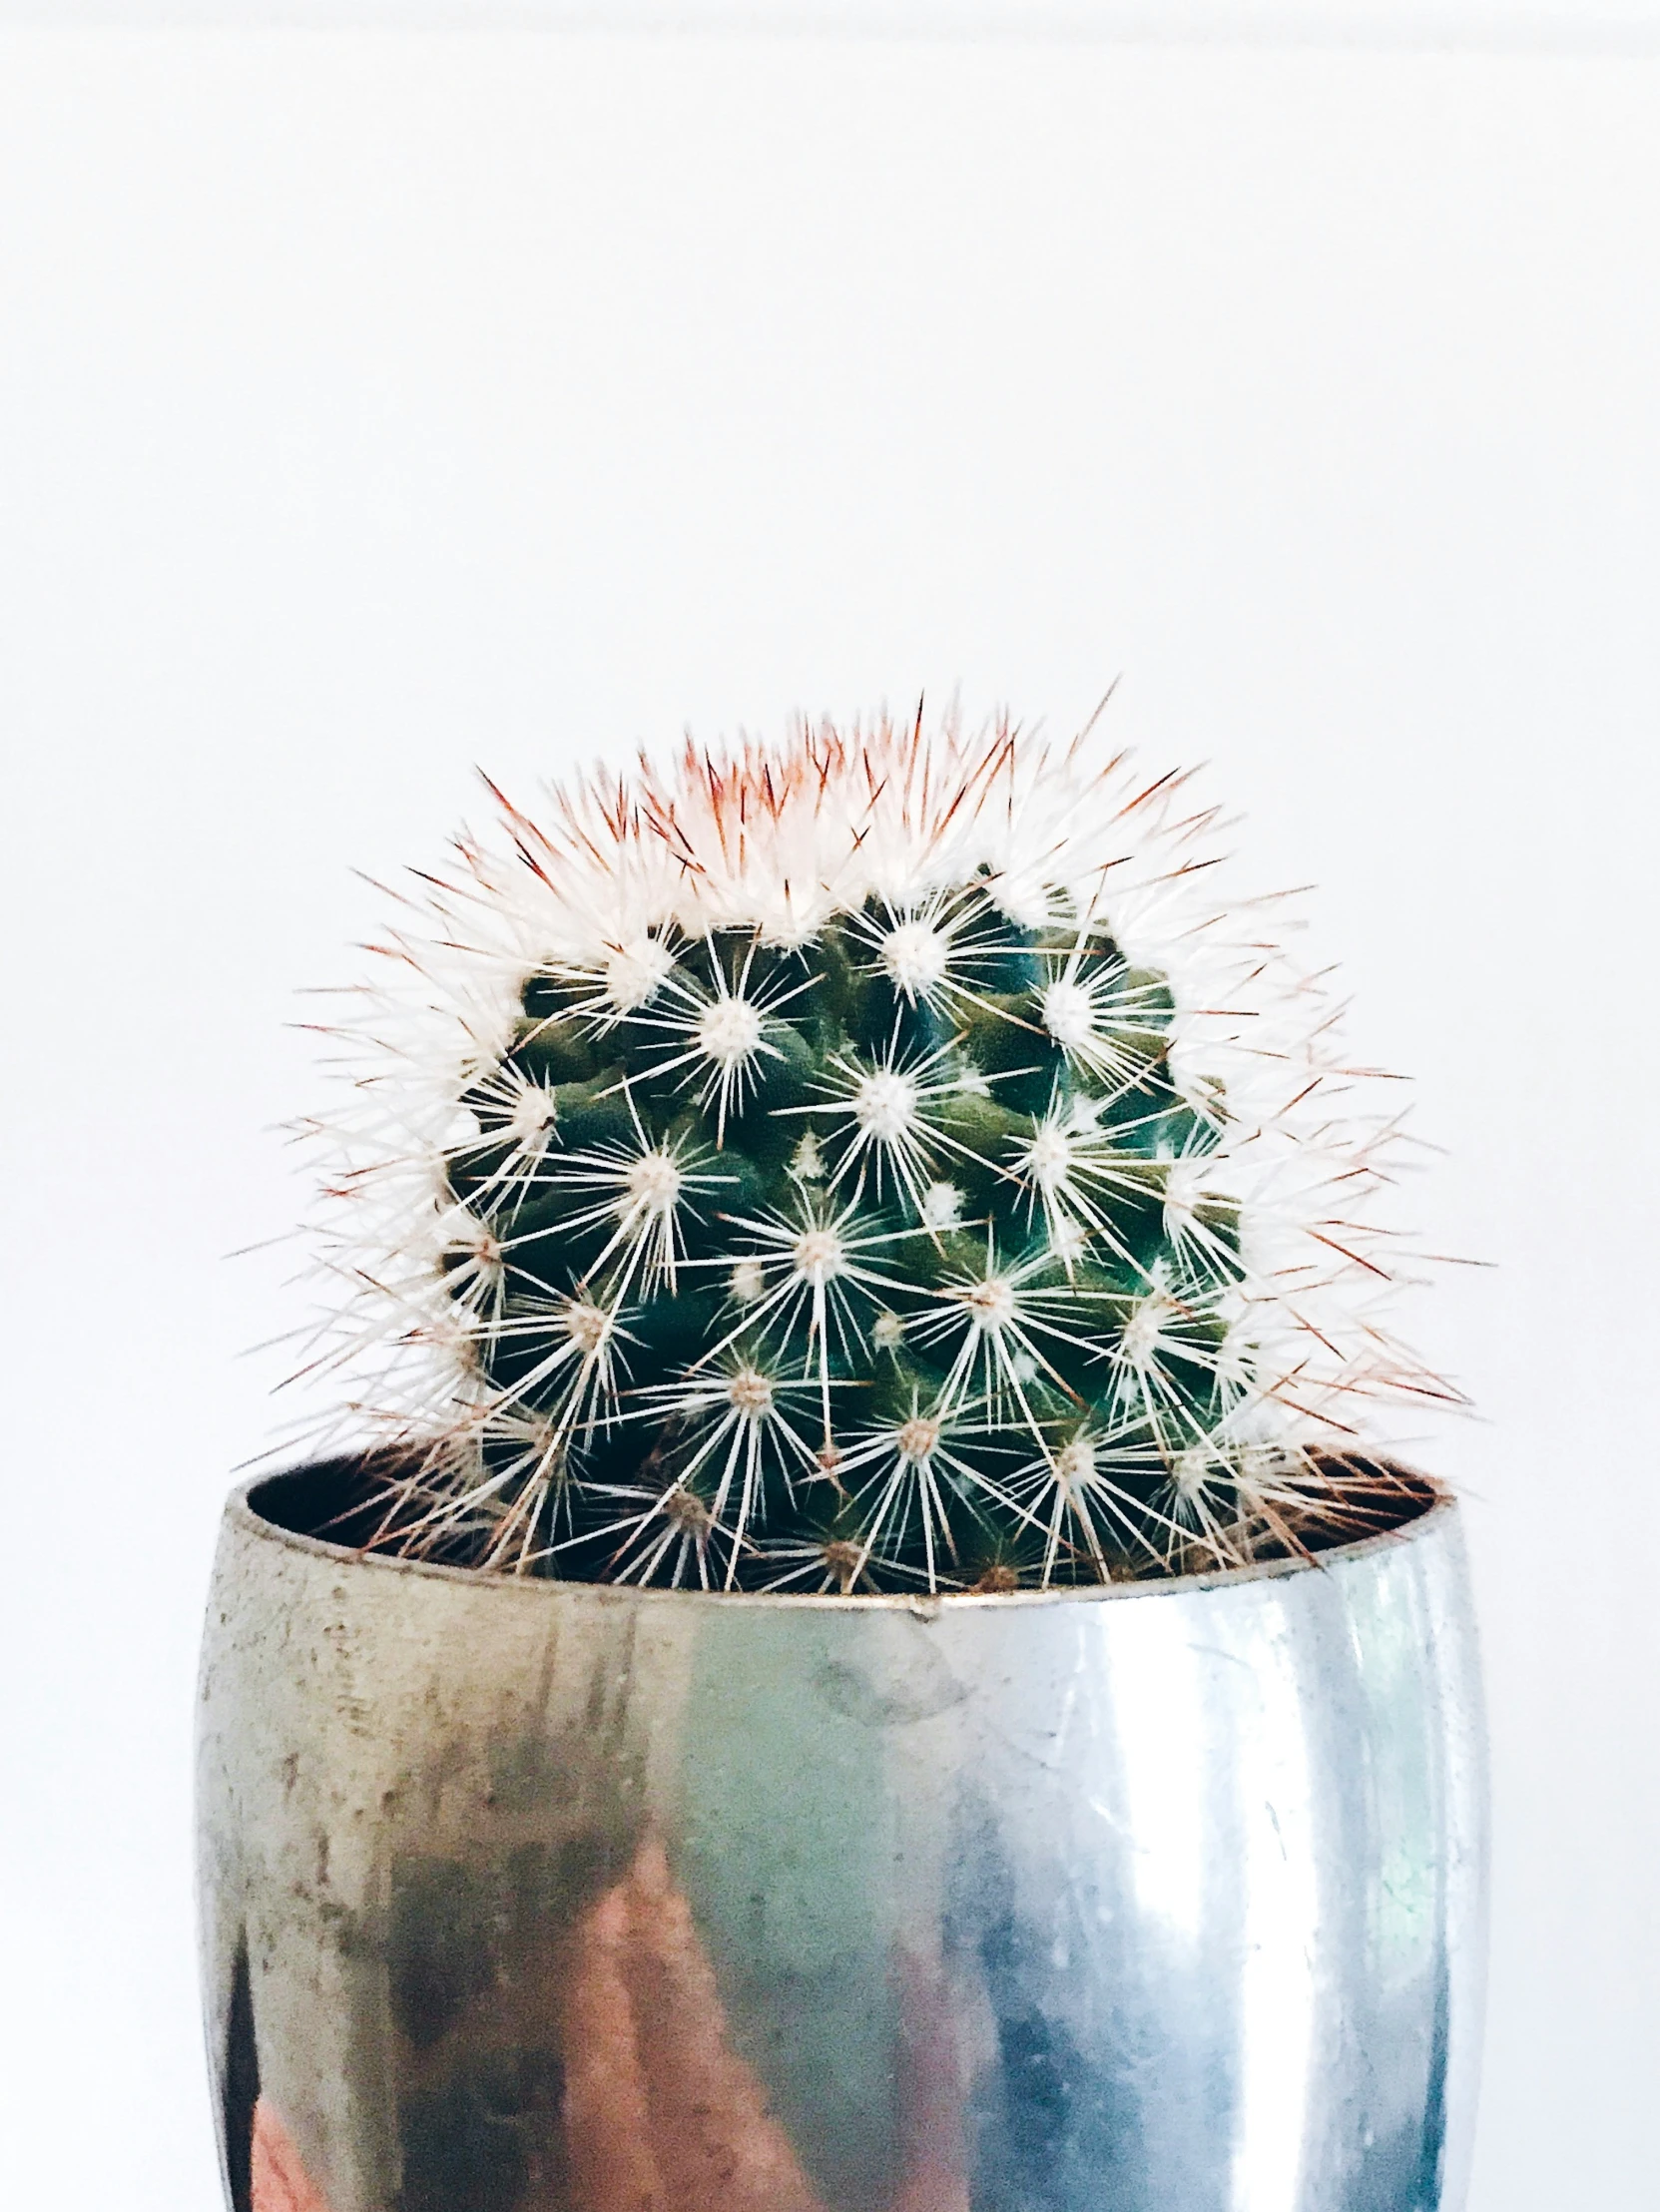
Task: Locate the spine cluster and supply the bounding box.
[302,716,1442,1591]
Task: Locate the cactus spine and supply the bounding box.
[304,715,1440,1591]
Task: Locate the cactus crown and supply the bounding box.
[303,715,1442,1591]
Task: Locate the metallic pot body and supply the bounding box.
[197,1466,1487,2212]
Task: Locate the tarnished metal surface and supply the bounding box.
[198,1467,1487,2212]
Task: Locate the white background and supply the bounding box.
[2,22,1656,2210]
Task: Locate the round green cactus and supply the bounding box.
[305,716,1439,1590]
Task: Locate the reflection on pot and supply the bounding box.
[200,1464,1487,2212]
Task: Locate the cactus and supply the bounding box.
[303,714,1444,1591]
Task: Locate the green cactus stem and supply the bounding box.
[302,715,1446,1591]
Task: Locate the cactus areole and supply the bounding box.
[303,714,1447,1592]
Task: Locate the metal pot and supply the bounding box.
[197,1460,1486,2212]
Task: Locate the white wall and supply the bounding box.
[1,28,1654,2208]
[8,2,1660,47]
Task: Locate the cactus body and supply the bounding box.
[305,717,1439,1590]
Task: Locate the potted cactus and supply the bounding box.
[198,714,1487,2212]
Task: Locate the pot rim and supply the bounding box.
[227,1455,1453,1613]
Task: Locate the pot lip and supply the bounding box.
[225,1455,1454,1611]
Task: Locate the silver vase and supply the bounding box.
[197,1462,1487,2212]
